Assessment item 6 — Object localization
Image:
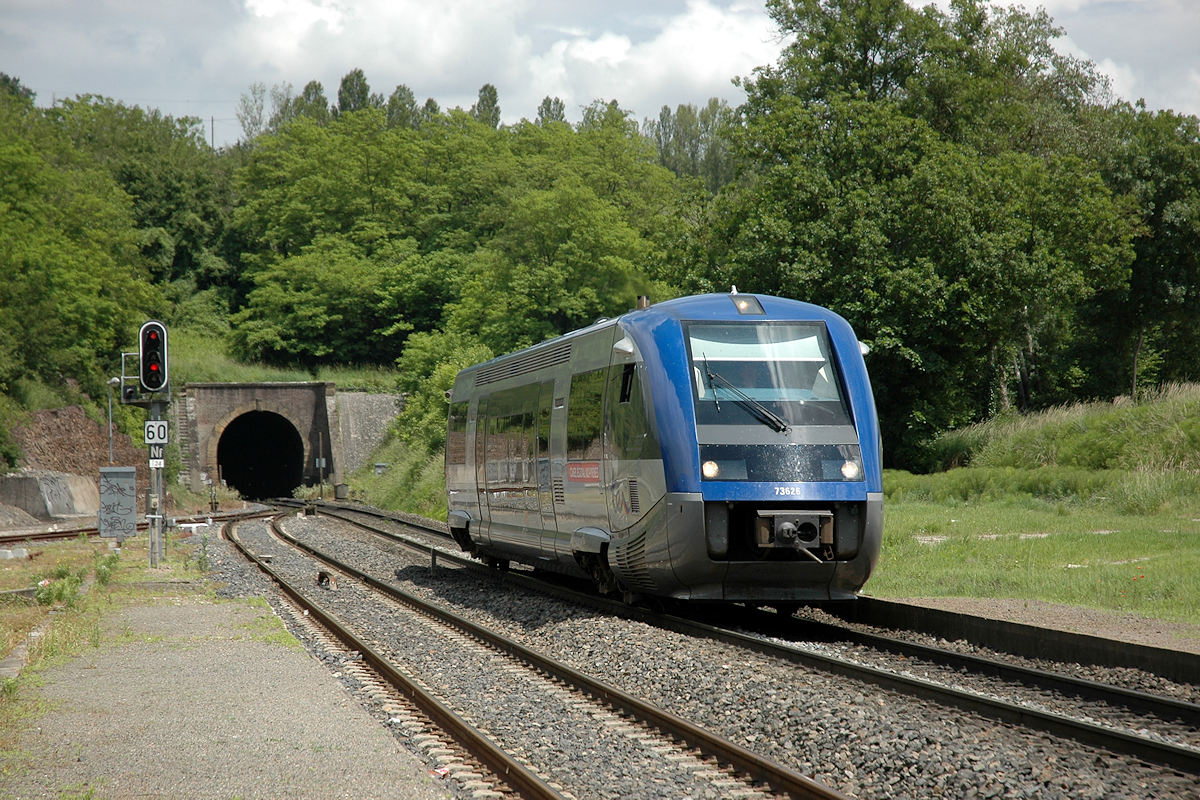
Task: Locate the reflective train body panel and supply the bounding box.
[445,292,882,602]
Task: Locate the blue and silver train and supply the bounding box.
[445,291,882,604]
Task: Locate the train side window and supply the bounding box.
[446,401,469,466]
[537,381,553,457]
[619,363,635,403]
[607,363,659,461]
[567,368,606,459]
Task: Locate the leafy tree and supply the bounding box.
[376,247,467,337]
[446,175,654,353]
[412,110,518,250]
[228,236,413,368]
[907,0,1109,157]
[697,99,737,193]
[644,99,737,193]
[237,82,267,141]
[337,68,383,115]
[417,97,442,126]
[572,100,679,238]
[752,0,1108,160]
[536,96,566,125]
[234,109,423,260]
[49,96,235,288]
[266,82,294,130]
[272,80,331,127]
[697,1,1138,460]
[1082,104,1200,397]
[752,0,939,104]
[648,104,700,178]
[471,83,501,129]
[387,84,419,128]
[1,72,35,102]
[0,92,158,394]
[393,329,492,451]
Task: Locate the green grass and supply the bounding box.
[871,491,1200,624]
[234,597,304,651]
[168,328,401,391]
[346,434,446,519]
[875,386,1200,625]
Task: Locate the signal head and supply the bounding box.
[139,321,169,392]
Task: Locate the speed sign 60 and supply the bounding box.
[144,420,169,445]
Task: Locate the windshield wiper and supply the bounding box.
[703,361,790,433]
[703,355,721,413]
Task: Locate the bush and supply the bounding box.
[95,552,120,586]
[0,393,28,468]
[34,571,83,607]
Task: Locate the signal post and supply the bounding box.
[118,321,171,568]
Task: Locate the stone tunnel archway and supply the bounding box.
[216,410,305,500]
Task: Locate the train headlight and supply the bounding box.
[702,460,720,479]
[841,460,861,480]
[732,295,765,315]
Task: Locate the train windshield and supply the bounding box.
[686,321,852,428]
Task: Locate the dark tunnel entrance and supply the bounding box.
[216,411,305,500]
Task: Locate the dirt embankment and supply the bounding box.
[12,406,147,481]
[3,406,149,526]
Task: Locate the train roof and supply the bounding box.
[638,292,847,324]
[456,292,851,376]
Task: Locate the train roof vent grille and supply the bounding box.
[474,342,572,386]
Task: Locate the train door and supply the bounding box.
[535,380,559,554]
[603,335,664,536]
[473,395,492,546]
[604,361,647,531]
[563,368,608,534]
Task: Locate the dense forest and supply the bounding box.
[2,0,1199,470]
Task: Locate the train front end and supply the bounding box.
[623,292,883,602]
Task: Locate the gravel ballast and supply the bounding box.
[273,512,1200,800]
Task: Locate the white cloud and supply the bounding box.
[4,0,1194,148]
[213,0,781,125]
[1092,57,1139,105]
[518,0,780,120]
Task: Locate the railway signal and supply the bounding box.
[139,320,169,392]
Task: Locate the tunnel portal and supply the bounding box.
[216,410,305,500]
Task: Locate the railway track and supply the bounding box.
[278,500,1200,786]
[237,511,846,799]
[0,509,266,548]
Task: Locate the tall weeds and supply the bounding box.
[925,383,1200,473]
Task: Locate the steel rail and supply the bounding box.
[227,518,567,800]
[832,596,1200,686]
[268,513,848,800]
[296,501,1200,775]
[751,612,1200,727]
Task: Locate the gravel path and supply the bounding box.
[0,570,453,799]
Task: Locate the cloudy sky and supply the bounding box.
[2,0,1197,148]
